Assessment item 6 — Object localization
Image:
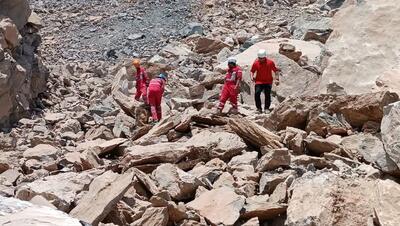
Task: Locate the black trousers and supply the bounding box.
[255,84,272,110]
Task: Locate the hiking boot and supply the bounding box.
[257,108,263,114]
[230,108,239,115]
[264,109,271,114]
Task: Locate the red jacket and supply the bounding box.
[225,66,243,86]
[135,67,149,88]
[148,78,165,93]
[250,58,278,85]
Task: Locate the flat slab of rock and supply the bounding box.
[0,196,81,226]
[131,207,169,226]
[16,170,102,212]
[95,138,127,155]
[381,101,400,170]
[241,202,287,220]
[187,187,245,226]
[44,112,66,123]
[70,171,134,225]
[23,144,59,160]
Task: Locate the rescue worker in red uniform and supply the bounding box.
[132,59,149,103]
[250,49,281,113]
[147,72,168,123]
[218,57,242,114]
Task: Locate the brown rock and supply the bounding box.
[306,112,351,137]
[241,202,287,221]
[85,126,114,140]
[259,170,296,195]
[229,118,283,149]
[256,148,291,172]
[305,133,341,155]
[23,144,59,161]
[153,163,201,201]
[95,138,127,156]
[191,37,230,54]
[0,18,20,49]
[283,127,307,154]
[16,170,102,212]
[242,217,260,226]
[291,155,329,169]
[266,91,399,131]
[70,171,134,225]
[135,114,182,145]
[131,207,169,226]
[187,187,245,226]
[279,43,302,62]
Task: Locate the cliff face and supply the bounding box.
[0,0,48,128]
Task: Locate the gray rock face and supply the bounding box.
[0,0,48,128]
[381,102,400,171]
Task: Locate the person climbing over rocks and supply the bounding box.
[250,49,281,113]
[147,72,168,123]
[132,59,149,104]
[217,57,242,114]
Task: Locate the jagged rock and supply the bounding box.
[256,148,291,172]
[29,195,57,209]
[16,170,101,211]
[59,119,81,133]
[180,22,203,37]
[185,130,247,161]
[279,43,302,62]
[283,127,307,154]
[0,18,20,49]
[103,200,136,225]
[190,36,230,54]
[232,165,259,183]
[23,144,59,161]
[0,168,21,185]
[187,187,245,226]
[228,151,258,169]
[241,202,287,221]
[0,159,10,174]
[268,181,288,203]
[286,171,400,226]
[62,149,103,172]
[160,43,192,58]
[131,207,169,226]
[43,113,66,124]
[381,101,400,170]
[0,196,81,226]
[305,133,341,155]
[70,171,134,225]
[319,0,400,95]
[85,126,114,140]
[291,155,329,169]
[175,107,199,132]
[306,112,351,137]
[153,163,201,201]
[135,114,182,144]
[94,138,127,156]
[229,118,283,149]
[341,133,399,174]
[259,170,296,195]
[213,172,235,188]
[266,91,399,131]
[291,14,332,43]
[113,112,136,138]
[190,159,225,185]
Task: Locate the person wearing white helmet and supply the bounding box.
[250,49,281,113]
[217,57,243,114]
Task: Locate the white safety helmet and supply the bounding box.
[227,57,237,64]
[258,49,267,58]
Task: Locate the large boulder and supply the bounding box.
[16,170,101,212]
[0,0,31,29]
[215,38,325,104]
[0,2,48,127]
[153,163,201,201]
[187,187,245,226]
[286,171,400,226]
[381,102,400,170]
[0,196,81,226]
[319,0,400,95]
[265,91,399,131]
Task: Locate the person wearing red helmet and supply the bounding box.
[147,72,168,123]
[132,59,149,104]
[218,57,242,114]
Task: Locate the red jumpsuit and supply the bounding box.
[134,67,149,103]
[147,78,166,121]
[218,66,242,110]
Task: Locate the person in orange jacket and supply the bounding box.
[147,72,168,123]
[132,59,149,103]
[218,57,242,114]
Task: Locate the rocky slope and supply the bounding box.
[1,0,400,226]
